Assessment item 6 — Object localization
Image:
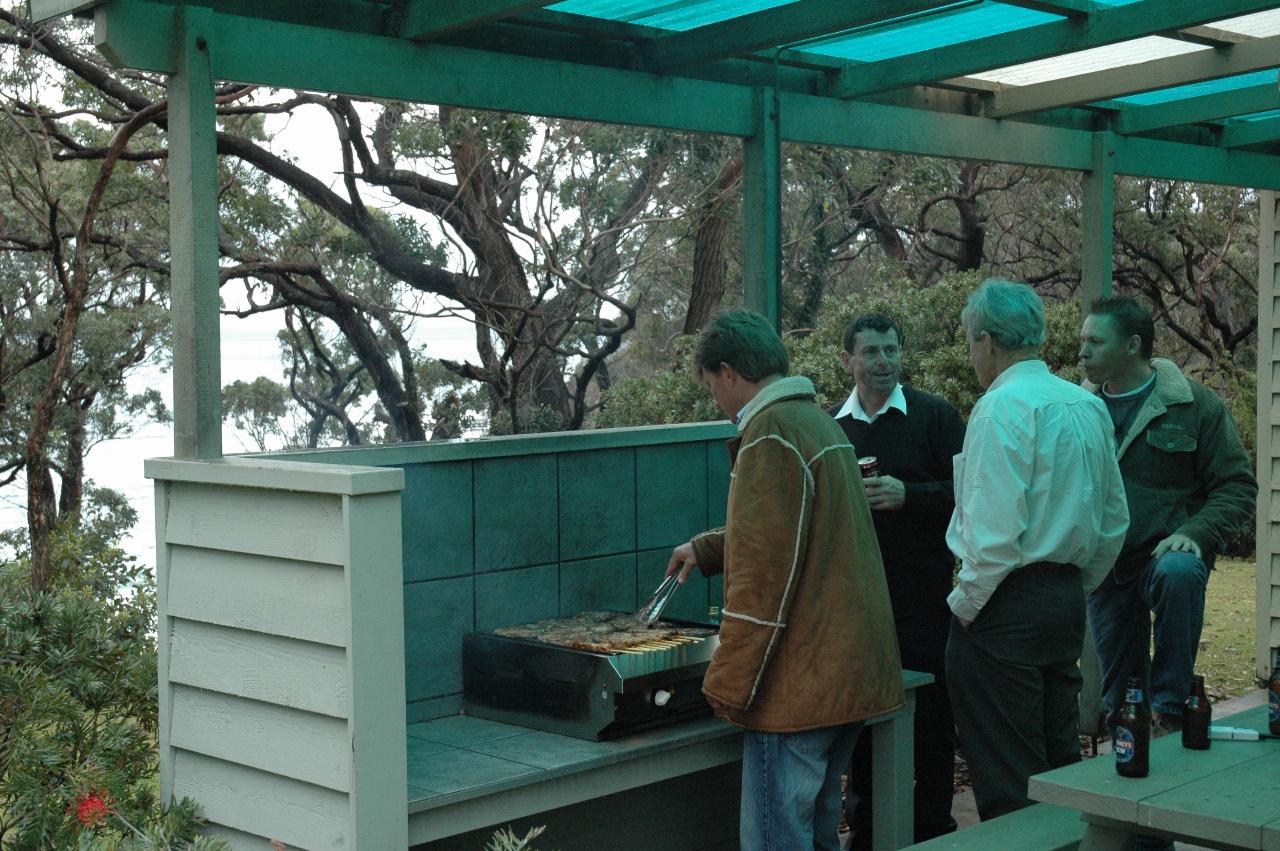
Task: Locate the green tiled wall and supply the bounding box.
[305,426,736,724]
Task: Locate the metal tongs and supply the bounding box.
[636,572,682,626]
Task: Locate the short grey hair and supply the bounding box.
[961,279,1046,351]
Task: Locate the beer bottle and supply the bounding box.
[1269,649,1280,736]
[1115,677,1150,778]
[1181,675,1211,750]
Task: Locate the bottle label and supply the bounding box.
[1270,689,1279,722]
[1125,687,1143,703]
[1115,727,1135,763]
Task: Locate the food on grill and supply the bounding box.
[494,610,717,653]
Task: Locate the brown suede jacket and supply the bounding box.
[691,376,905,732]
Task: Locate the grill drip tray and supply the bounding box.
[462,611,720,741]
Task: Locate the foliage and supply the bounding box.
[485,825,550,851]
[600,272,1085,426]
[0,491,219,850]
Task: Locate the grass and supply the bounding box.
[1199,557,1261,701]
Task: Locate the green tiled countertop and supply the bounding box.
[407,714,740,813]
[406,670,931,846]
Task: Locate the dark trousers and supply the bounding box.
[945,567,1085,821]
[844,606,955,848]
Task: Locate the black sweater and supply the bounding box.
[829,385,965,619]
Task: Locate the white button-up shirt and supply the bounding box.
[946,360,1129,622]
[833,383,908,424]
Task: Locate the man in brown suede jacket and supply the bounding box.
[667,309,903,851]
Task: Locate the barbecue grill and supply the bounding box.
[462,612,720,741]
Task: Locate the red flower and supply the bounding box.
[68,789,114,827]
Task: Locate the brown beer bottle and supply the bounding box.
[1115,677,1150,778]
[1269,649,1280,736]
[1182,675,1211,750]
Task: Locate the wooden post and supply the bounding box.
[1080,131,1115,307]
[168,6,222,459]
[1257,189,1278,679]
[743,87,781,331]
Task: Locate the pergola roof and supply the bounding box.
[29,0,1280,188]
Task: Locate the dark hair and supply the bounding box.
[693,309,789,382]
[1088,295,1154,359]
[842,313,903,353]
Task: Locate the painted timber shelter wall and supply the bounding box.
[1260,189,1280,677]
[146,457,409,849]
[282,421,736,724]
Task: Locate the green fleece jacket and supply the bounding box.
[690,376,904,732]
[1087,358,1256,581]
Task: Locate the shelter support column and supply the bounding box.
[1081,132,1115,306]
[743,87,781,331]
[168,7,222,459]
[1257,190,1278,678]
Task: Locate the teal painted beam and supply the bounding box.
[399,0,556,40]
[92,0,1280,189]
[640,0,956,73]
[1112,133,1280,187]
[989,33,1280,118]
[93,0,758,136]
[1081,132,1115,305]
[830,0,1280,99]
[167,5,222,459]
[742,88,781,330]
[779,90,1095,170]
[996,0,1099,16]
[1116,79,1280,134]
[1222,115,1280,148]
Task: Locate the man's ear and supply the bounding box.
[839,350,851,370]
[1127,335,1141,357]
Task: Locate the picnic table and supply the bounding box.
[1027,704,1280,850]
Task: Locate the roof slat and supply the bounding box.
[640,0,957,72]
[1222,114,1280,146]
[829,0,1280,98]
[400,0,558,40]
[1117,76,1280,132]
[995,0,1100,17]
[988,33,1280,116]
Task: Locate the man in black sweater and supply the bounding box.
[832,314,966,849]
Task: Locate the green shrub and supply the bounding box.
[0,492,224,850]
[599,271,1084,426]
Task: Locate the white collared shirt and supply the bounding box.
[945,360,1129,622]
[834,383,908,424]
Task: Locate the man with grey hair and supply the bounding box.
[945,280,1128,820]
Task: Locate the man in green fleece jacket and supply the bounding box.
[1079,296,1256,739]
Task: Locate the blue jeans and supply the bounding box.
[741,722,864,851]
[1087,551,1209,729]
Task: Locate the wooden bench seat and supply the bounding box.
[907,803,1086,851]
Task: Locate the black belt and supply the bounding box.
[1018,561,1078,576]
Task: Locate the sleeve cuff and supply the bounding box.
[947,588,982,623]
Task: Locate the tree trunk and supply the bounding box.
[25,449,58,592]
[57,393,89,518]
[684,154,742,334]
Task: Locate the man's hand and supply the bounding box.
[863,474,906,510]
[666,541,698,584]
[956,616,972,631]
[1152,533,1202,560]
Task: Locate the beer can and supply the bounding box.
[858,456,880,478]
